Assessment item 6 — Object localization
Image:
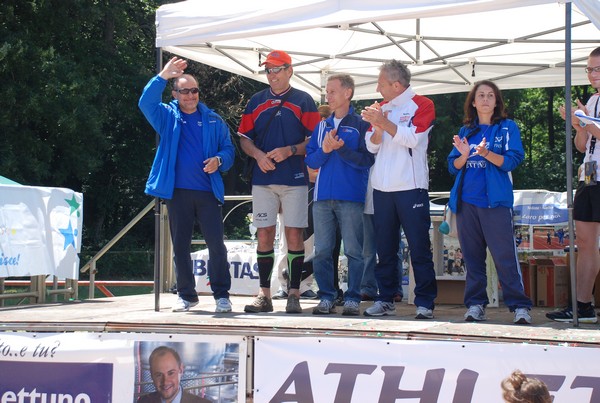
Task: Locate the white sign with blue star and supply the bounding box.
[0,184,83,279]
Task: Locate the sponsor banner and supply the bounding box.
[254,336,600,402]
[0,332,246,402]
[0,184,83,279]
[192,243,260,295]
[513,190,568,225]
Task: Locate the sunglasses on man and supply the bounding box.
[175,87,200,95]
[265,65,289,75]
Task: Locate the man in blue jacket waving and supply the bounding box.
[139,57,235,313]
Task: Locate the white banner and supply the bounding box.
[0,184,83,279]
[192,242,260,295]
[0,332,247,402]
[513,190,568,225]
[254,336,600,402]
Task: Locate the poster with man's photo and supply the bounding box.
[0,332,247,402]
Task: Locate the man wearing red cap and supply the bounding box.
[238,50,320,314]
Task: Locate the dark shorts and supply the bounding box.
[573,181,600,222]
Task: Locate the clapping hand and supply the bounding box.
[322,129,344,153]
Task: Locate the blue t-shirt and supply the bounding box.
[174,110,212,191]
[461,124,492,207]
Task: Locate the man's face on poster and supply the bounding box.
[150,351,183,402]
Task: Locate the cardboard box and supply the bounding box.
[536,258,569,307]
[434,277,465,305]
[521,259,537,306]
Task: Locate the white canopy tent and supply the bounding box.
[155,0,599,101]
[151,0,599,324]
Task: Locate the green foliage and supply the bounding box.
[1,0,163,251]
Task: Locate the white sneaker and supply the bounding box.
[464,304,486,322]
[215,298,232,313]
[364,301,395,317]
[172,297,199,312]
[415,306,434,319]
[514,307,532,325]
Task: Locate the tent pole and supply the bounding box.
[320,70,326,104]
[154,47,164,312]
[564,2,578,327]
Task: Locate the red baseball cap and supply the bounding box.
[261,50,292,66]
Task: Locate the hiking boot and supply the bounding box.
[415,306,434,319]
[514,307,532,325]
[464,304,486,322]
[172,297,199,312]
[285,294,303,314]
[342,300,360,316]
[312,299,336,315]
[364,301,395,317]
[215,298,232,313]
[546,304,597,324]
[244,295,273,313]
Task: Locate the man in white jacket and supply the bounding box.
[360,59,437,319]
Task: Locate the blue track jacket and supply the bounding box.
[138,76,234,203]
[447,118,524,213]
[305,107,374,202]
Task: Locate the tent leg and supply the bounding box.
[154,47,164,312]
[564,2,579,328]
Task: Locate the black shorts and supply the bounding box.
[573,181,600,222]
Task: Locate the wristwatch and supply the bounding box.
[290,145,297,155]
[216,156,222,166]
[579,120,587,128]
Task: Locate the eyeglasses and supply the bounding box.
[585,66,600,74]
[265,65,289,75]
[175,87,200,95]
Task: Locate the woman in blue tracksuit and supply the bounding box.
[447,80,532,325]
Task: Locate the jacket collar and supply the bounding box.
[384,86,415,111]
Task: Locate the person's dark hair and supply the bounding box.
[328,74,355,100]
[590,46,600,58]
[148,346,182,369]
[463,79,508,127]
[380,60,411,88]
[501,370,552,403]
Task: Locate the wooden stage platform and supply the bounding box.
[1,294,599,347]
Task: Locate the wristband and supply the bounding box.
[579,120,587,128]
